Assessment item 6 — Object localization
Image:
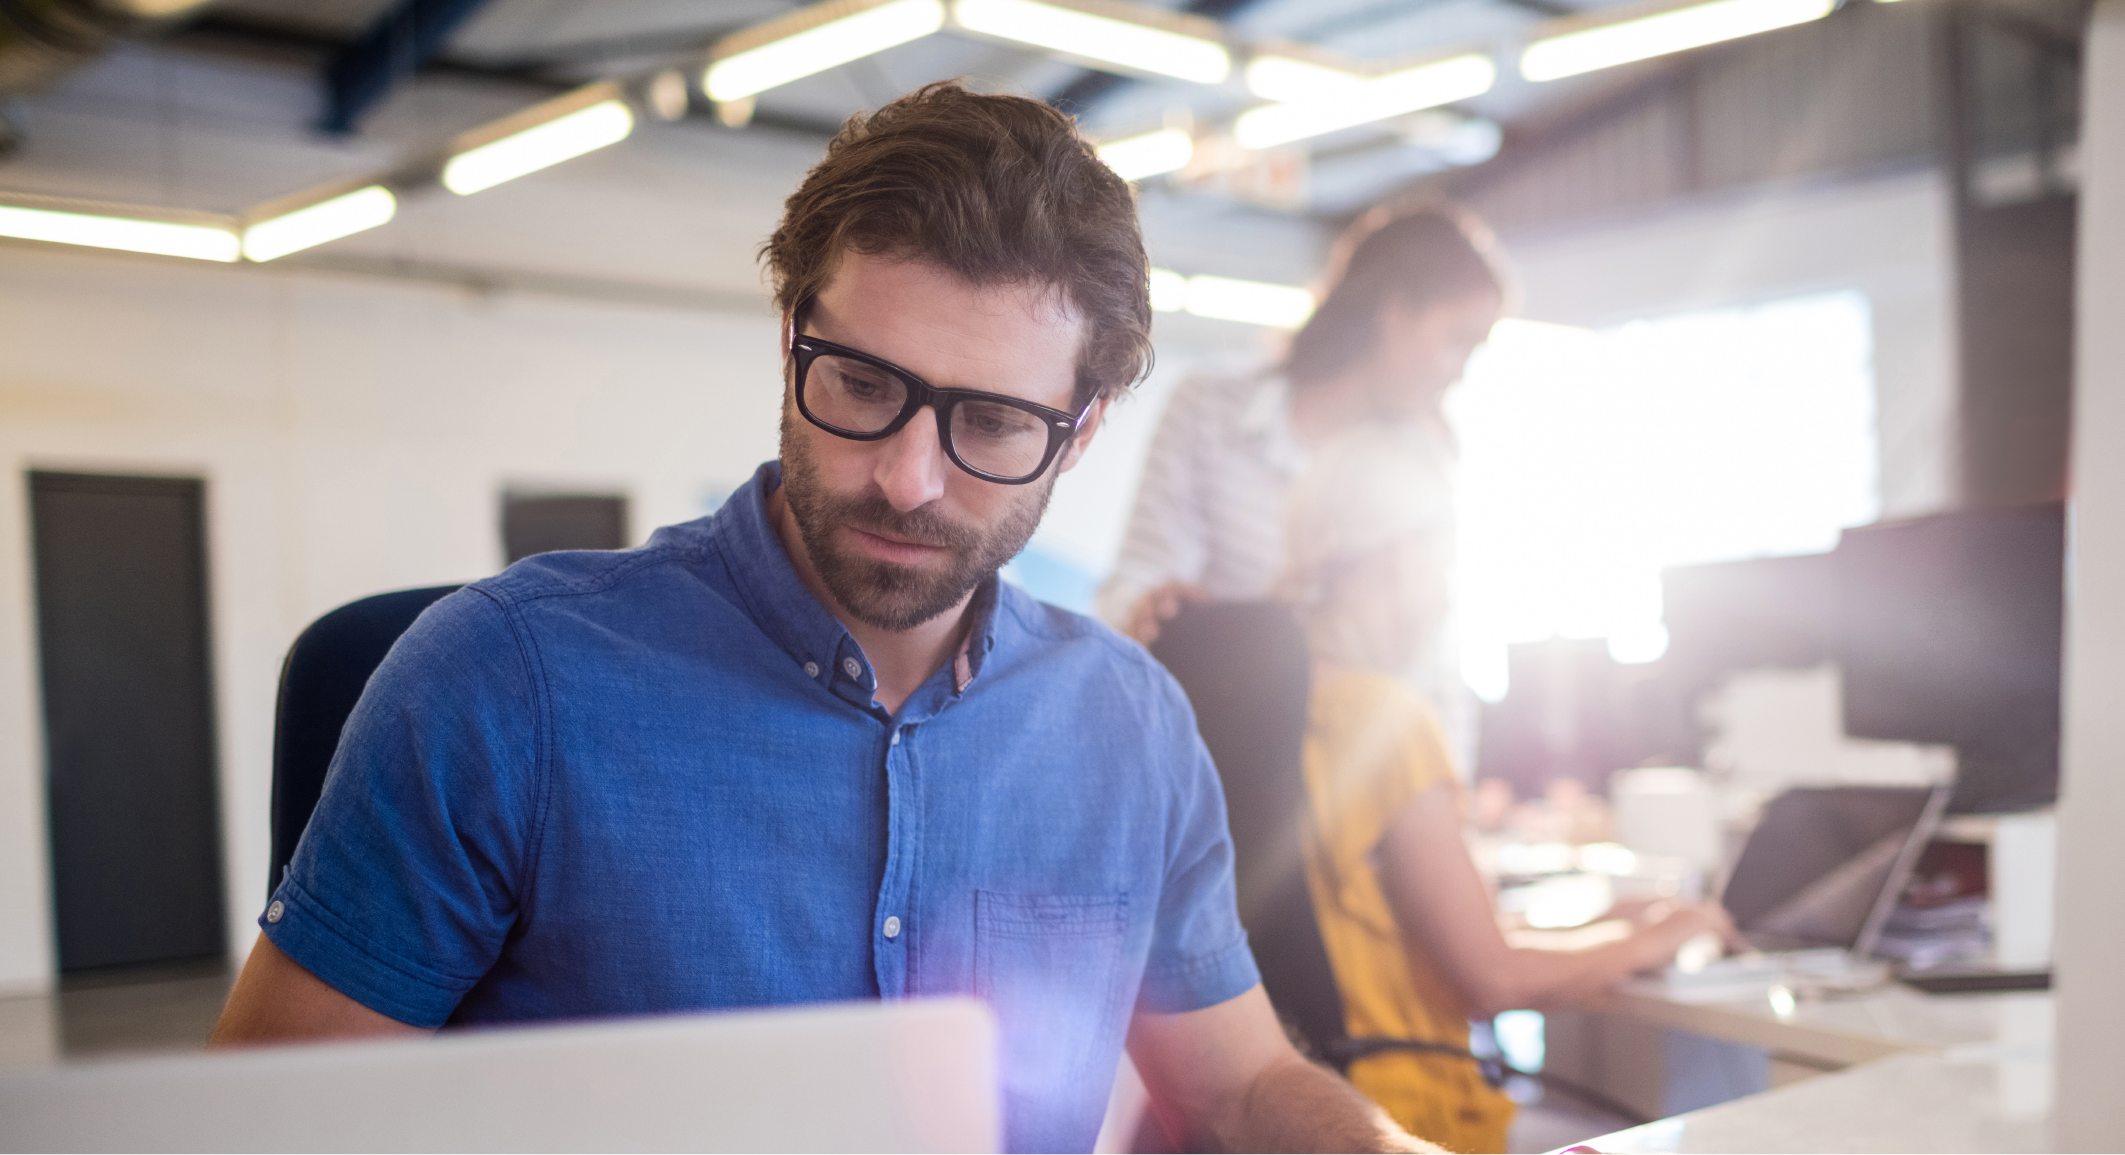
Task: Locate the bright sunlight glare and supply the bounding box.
[1448,292,1878,702]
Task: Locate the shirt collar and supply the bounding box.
[709,461,1004,716]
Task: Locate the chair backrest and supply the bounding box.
[1149,602,1351,1065]
[269,585,462,900]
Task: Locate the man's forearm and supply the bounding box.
[1213,1053,1443,1154]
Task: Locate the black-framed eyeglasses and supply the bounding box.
[790,328,1092,485]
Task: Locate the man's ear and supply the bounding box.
[1056,396,1111,473]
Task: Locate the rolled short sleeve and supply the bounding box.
[1135,678,1261,1015]
[261,588,543,1028]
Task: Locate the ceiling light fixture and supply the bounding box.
[442,83,635,196]
[1243,53,1367,103]
[241,185,396,262]
[705,0,948,102]
[1234,53,1496,150]
[952,0,1231,84]
[1183,274,1315,328]
[1520,0,1835,81]
[1149,268,1188,312]
[0,198,237,262]
[1097,129,1195,181]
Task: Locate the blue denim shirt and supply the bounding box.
[263,461,1258,1153]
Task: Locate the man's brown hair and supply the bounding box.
[763,81,1153,409]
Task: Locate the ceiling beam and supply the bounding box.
[319,0,497,134]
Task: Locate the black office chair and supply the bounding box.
[1148,602,1348,1060]
[268,585,462,900]
[1150,602,1645,1123]
[1150,603,1475,1068]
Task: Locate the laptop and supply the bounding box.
[0,997,998,1153]
[1666,784,1950,990]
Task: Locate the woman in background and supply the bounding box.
[1097,203,1505,763]
[1277,429,1741,1154]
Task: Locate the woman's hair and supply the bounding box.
[1276,427,1456,672]
[1284,203,1510,387]
[761,81,1153,410]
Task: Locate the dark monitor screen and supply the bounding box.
[1837,503,2063,813]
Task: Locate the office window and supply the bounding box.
[1449,290,1879,701]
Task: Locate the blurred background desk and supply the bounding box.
[1550,980,2053,1152]
[1580,1047,2051,1153]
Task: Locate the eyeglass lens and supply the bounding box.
[807,353,1056,479]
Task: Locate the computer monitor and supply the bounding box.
[1837,503,2063,813]
[0,998,998,1153]
[1721,785,1949,956]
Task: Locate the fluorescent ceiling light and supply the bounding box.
[1148,268,1188,312]
[706,0,947,101]
[1244,54,1366,103]
[1520,0,1835,81]
[1097,129,1194,181]
[953,0,1231,84]
[1234,54,1496,150]
[0,202,237,262]
[242,185,396,262]
[443,98,635,196]
[1184,274,1315,328]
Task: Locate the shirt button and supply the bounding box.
[803,661,819,678]
[842,657,862,679]
[883,916,901,940]
[265,900,284,923]
[890,729,901,746]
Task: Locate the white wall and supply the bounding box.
[2055,1,2125,1147]
[1496,166,1961,520]
[0,245,785,991]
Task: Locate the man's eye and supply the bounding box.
[839,371,894,400]
[960,404,1037,440]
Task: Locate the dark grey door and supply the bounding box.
[31,472,225,972]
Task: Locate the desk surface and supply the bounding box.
[1581,1046,2052,1153]
[1591,978,2051,1066]
[1575,980,2054,1153]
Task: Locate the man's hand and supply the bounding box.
[209,934,426,1047]
[1128,985,1441,1153]
[1122,582,1207,646]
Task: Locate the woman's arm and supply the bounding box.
[1376,781,1737,1018]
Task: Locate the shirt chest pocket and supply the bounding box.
[975,891,1130,1140]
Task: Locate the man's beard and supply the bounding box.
[780,408,1053,632]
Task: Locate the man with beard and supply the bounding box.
[210,83,1436,1154]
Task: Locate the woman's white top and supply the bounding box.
[1097,372,1313,624]
[1098,371,1476,771]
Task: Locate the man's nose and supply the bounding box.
[874,407,950,512]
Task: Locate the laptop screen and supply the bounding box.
[1721,785,1949,954]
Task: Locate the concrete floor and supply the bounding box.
[0,959,232,1074]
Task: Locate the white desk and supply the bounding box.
[1582,1046,2051,1153]
[1591,978,2051,1067]
[1564,981,2053,1153]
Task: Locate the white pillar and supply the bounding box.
[2055,2,2125,1148]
